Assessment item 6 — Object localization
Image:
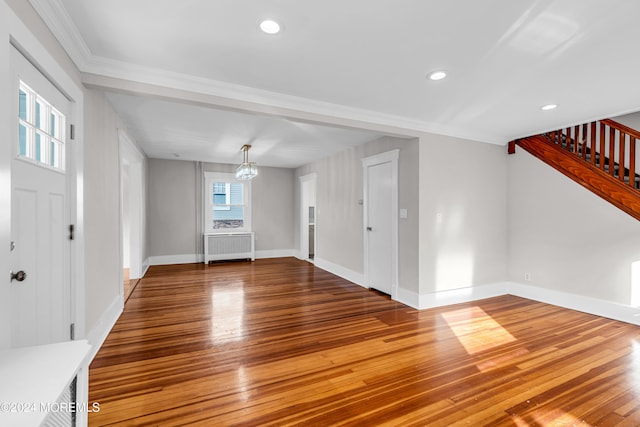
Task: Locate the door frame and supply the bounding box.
[1,9,85,347]
[362,150,399,300]
[119,129,144,289]
[299,173,317,261]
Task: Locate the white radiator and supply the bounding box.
[204,232,255,263]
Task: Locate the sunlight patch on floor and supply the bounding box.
[441,306,517,355]
[513,410,591,426]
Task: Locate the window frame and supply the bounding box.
[18,80,66,171]
[204,171,252,233]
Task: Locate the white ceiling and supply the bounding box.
[30,0,640,168]
[104,92,383,167]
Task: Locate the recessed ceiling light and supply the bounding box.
[541,104,558,111]
[427,71,447,81]
[259,19,282,35]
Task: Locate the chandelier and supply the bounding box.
[235,144,258,180]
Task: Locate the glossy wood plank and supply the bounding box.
[89,258,640,426]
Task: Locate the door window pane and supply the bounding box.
[19,89,27,120]
[35,132,42,162]
[35,100,43,130]
[19,124,27,156]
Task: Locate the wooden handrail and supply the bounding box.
[510,117,640,221]
[601,119,640,141]
[537,119,639,190]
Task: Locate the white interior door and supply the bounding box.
[10,46,71,347]
[366,161,393,294]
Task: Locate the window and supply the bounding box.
[213,183,231,211]
[18,80,66,170]
[204,172,251,232]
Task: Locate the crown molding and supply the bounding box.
[28,0,504,145]
[28,0,92,69]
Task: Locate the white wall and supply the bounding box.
[147,159,295,262]
[508,149,640,305]
[294,136,420,294]
[418,134,508,296]
[250,166,295,254]
[83,89,122,333]
[148,159,198,259]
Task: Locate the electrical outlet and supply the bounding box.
[524,272,532,281]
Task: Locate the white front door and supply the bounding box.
[9,46,71,347]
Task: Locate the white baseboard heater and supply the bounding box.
[204,232,255,263]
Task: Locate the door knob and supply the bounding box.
[10,270,26,282]
[366,227,372,231]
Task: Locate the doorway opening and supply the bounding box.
[299,173,317,262]
[119,130,144,303]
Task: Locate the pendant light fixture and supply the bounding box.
[235,144,258,180]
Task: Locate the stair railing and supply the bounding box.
[542,119,640,190]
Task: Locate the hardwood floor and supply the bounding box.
[89,258,640,426]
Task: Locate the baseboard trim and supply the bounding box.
[411,281,640,326]
[84,294,123,362]
[508,282,640,326]
[148,254,200,266]
[255,249,297,259]
[148,251,298,265]
[418,282,510,310]
[396,287,420,309]
[141,258,150,277]
[314,257,366,288]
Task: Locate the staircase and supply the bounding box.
[509,118,640,221]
